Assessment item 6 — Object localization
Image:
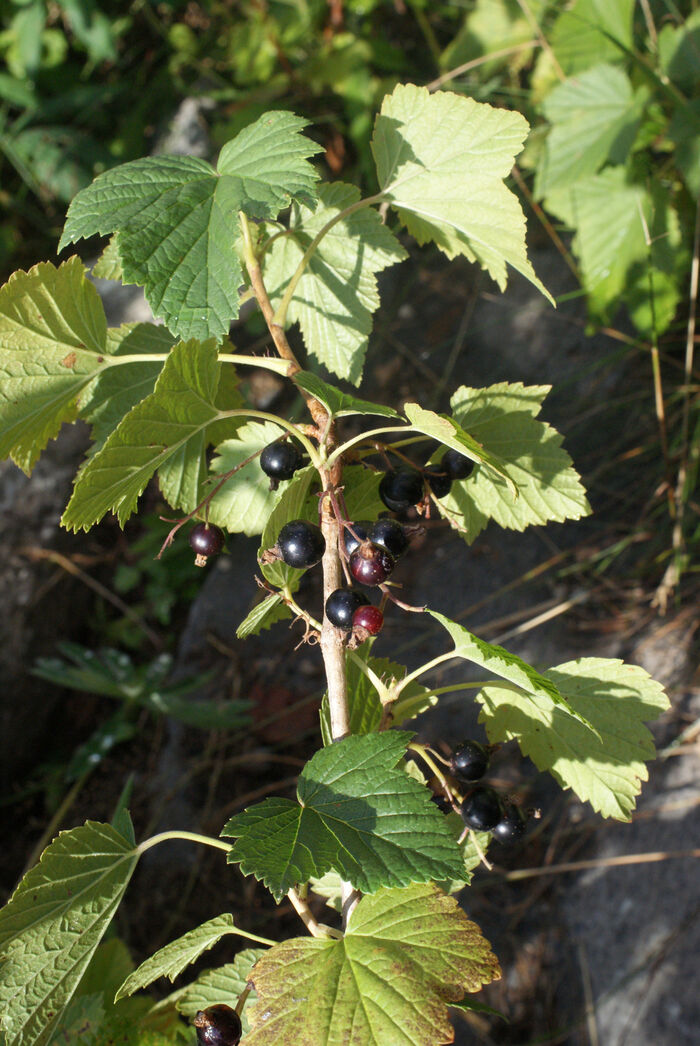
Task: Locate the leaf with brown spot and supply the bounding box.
[244,883,500,1045]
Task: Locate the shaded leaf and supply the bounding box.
[236,594,292,640]
[293,371,400,419]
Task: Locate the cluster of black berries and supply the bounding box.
[379,447,474,511]
[194,1004,242,1046]
[449,739,528,844]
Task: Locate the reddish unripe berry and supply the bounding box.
[349,542,394,586]
[352,604,384,635]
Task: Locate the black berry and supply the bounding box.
[189,523,225,566]
[491,802,528,844]
[460,786,504,832]
[352,603,384,635]
[379,466,424,512]
[450,739,490,782]
[349,542,395,586]
[277,519,325,569]
[369,518,409,559]
[194,1004,242,1046]
[260,440,303,482]
[442,448,475,481]
[423,463,452,499]
[342,521,370,557]
[325,588,369,630]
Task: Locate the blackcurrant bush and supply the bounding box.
[423,463,452,499]
[189,522,225,566]
[260,440,303,482]
[460,786,504,832]
[378,466,424,512]
[342,521,370,557]
[325,588,369,630]
[442,448,475,481]
[352,603,384,635]
[491,802,527,844]
[369,518,408,559]
[194,1004,242,1046]
[450,739,490,782]
[277,520,325,569]
[349,542,395,586]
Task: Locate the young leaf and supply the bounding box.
[534,65,647,198]
[436,382,590,542]
[0,257,108,472]
[372,83,551,302]
[428,610,590,726]
[61,339,230,530]
[175,949,265,1032]
[207,420,289,536]
[243,883,500,1045]
[477,657,669,820]
[264,182,407,384]
[236,593,292,640]
[115,915,240,1001]
[222,732,465,900]
[0,821,139,1046]
[293,371,400,419]
[58,112,323,342]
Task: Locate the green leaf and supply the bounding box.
[535,65,647,198]
[477,657,669,820]
[0,257,107,472]
[142,692,250,731]
[236,593,292,639]
[340,464,385,522]
[58,112,322,342]
[176,949,264,1034]
[293,371,400,419]
[403,401,517,495]
[264,182,406,384]
[92,236,123,281]
[243,884,500,1045]
[116,915,240,1001]
[435,382,590,542]
[549,0,634,74]
[208,420,288,536]
[658,9,700,93]
[259,465,320,588]
[428,610,590,726]
[372,83,551,302]
[47,993,104,1046]
[222,732,465,901]
[0,821,139,1046]
[61,339,228,530]
[668,100,700,197]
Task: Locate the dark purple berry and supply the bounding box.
[352,604,384,635]
[277,520,325,569]
[450,739,490,782]
[260,440,303,482]
[423,463,452,499]
[460,786,504,832]
[491,802,528,844]
[349,542,395,586]
[379,466,424,512]
[342,521,370,557]
[325,588,369,630]
[194,1004,242,1046]
[189,523,225,566]
[442,448,475,481]
[369,518,409,559]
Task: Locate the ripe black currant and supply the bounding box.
[369,518,408,559]
[491,801,528,844]
[194,1004,242,1046]
[189,522,225,566]
[260,440,303,483]
[423,463,452,499]
[349,542,395,586]
[342,521,370,557]
[325,588,369,630]
[277,520,325,569]
[442,448,475,480]
[352,603,384,635]
[450,739,490,782]
[378,465,424,512]
[460,786,504,832]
